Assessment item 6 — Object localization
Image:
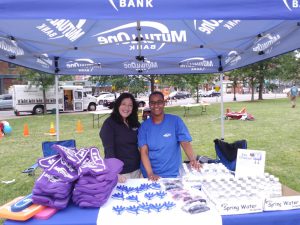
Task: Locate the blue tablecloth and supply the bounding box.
[222,209,300,225]
[4,203,300,225]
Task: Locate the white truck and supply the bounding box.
[11,85,97,115]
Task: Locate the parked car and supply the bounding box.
[242,87,251,94]
[97,93,116,105]
[103,99,146,109]
[93,91,110,98]
[193,90,204,97]
[0,94,13,110]
[201,90,221,97]
[168,91,191,100]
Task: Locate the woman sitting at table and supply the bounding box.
[100,93,141,183]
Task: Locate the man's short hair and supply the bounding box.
[149,91,164,101]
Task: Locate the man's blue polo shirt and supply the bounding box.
[138,114,192,178]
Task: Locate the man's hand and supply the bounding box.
[181,141,202,171]
[147,173,160,181]
[189,160,202,171]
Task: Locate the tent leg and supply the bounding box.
[55,75,60,141]
[220,73,224,140]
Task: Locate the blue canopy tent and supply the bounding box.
[0,0,300,139]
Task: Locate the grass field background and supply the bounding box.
[0,98,300,223]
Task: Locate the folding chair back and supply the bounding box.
[214,139,247,171]
[23,139,76,176]
[42,139,76,157]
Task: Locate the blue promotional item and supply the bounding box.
[11,194,33,212]
[3,125,12,134]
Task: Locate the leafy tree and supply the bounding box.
[256,52,300,99]
[128,76,148,97]
[89,75,148,96]
[272,52,300,82]
[141,75,160,93]
[251,52,300,99]
[241,59,278,100]
[89,75,128,92]
[227,71,240,101]
[182,74,213,103]
[265,82,278,92]
[110,76,129,91]
[234,58,279,100]
[255,61,268,100]
[89,75,111,88]
[226,51,300,101]
[157,73,217,102]
[229,66,256,101]
[160,75,188,91]
[147,74,215,102]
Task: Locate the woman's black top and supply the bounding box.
[100,117,140,174]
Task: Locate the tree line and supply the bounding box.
[19,50,300,110]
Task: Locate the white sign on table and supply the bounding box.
[264,196,300,211]
[235,149,266,178]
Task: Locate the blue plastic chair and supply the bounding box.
[22,139,76,176]
[214,139,247,171]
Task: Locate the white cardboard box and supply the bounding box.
[264,185,300,211]
[212,197,264,215]
[202,186,264,215]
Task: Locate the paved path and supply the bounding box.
[164,93,287,107]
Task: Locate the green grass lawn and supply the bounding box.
[1,98,300,223]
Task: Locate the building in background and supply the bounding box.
[0,61,22,94]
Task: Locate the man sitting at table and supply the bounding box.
[138,91,202,181]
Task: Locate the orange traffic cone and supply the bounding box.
[23,123,29,137]
[49,122,56,136]
[76,120,83,133]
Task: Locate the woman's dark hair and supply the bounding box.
[111,92,140,127]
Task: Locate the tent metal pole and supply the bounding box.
[55,75,60,141]
[136,20,142,57]
[220,73,224,140]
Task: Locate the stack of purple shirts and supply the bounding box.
[32,145,123,209]
[72,147,123,208]
[32,151,78,209]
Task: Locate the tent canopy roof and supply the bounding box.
[1,0,299,20]
[0,0,300,75]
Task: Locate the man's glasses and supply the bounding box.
[149,100,164,106]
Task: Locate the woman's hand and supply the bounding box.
[117,174,127,183]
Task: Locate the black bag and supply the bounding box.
[184,155,217,164]
[214,139,247,162]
